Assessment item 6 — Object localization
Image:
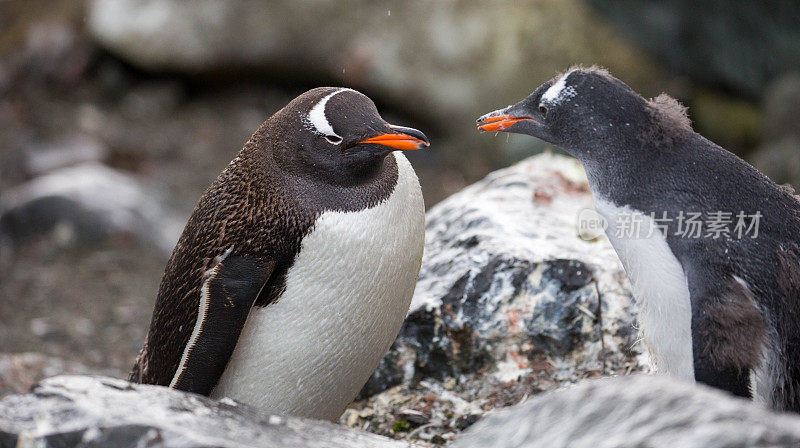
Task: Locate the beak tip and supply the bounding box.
[359,127,430,151]
[376,124,430,150]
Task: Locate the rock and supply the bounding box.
[588,0,800,97]
[373,152,641,388]
[0,5,93,90]
[0,163,184,256]
[23,135,108,177]
[452,375,800,448]
[86,0,670,162]
[0,352,122,399]
[0,375,414,448]
[347,153,646,443]
[20,20,94,86]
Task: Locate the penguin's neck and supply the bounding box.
[581,150,645,202]
[250,148,400,215]
[577,139,686,214]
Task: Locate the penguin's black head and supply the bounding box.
[269,87,428,185]
[476,67,691,162]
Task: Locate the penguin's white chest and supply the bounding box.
[210,153,425,421]
[593,197,695,382]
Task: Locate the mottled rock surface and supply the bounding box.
[453,375,800,448]
[0,375,416,448]
[345,153,647,444]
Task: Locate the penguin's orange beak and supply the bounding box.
[359,125,429,150]
[476,114,536,132]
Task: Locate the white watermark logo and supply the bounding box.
[576,208,608,241]
[576,209,762,241]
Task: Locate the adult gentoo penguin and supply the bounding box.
[130,87,428,421]
[477,67,800,411]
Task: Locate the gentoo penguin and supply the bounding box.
[130,87,428,421]
[477,67,800,411]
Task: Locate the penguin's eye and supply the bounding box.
[539,105,548,117]
[325,135,343,145]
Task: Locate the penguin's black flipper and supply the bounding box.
[690,275,766,398]
[171,255,275,395]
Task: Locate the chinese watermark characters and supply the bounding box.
[577,209,762,240]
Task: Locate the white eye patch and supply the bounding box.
[306,88,356,145]
[541,70,577,105]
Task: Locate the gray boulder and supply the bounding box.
[366,152,643,391]
[0,163,184,256]
[22,135,108,177]
[85,0,673,197]
[86,0,669,128]
[346,153,647,443]
[453,374,800,448]
[0,375,415,448]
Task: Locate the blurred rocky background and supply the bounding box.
[1,0,798,445]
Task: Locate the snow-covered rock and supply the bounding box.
[0,375,415,448]
[453,374,800,448]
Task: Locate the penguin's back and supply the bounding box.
[128,152,305,388]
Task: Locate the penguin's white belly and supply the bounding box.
[593,197,695,382]
[210,153,425,421]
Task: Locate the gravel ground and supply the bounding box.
[0,239,163,397]
[341,350,643,445]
